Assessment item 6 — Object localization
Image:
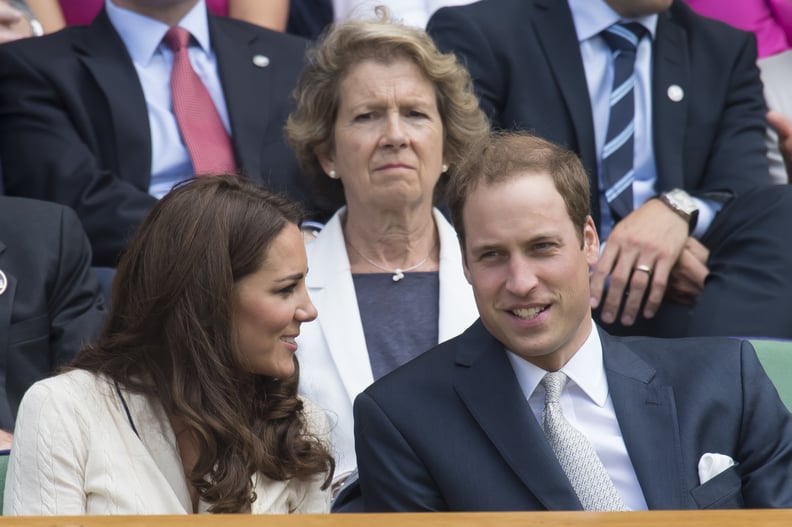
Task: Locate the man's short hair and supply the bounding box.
[448,131,592,251]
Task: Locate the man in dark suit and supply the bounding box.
[427,0,792,338]
[354,132,792,511]
[0,0,324,267]
[0,196,106,441]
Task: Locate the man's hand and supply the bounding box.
[0,2,33,43]
[590,199,689,326]
[767,110,792,183]
[666,237,709,304]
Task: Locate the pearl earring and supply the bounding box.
[328,169,338,179]
[441,164,449,173]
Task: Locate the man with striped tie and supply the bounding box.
[428,0,792,339]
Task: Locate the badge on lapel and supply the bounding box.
[0,270,6,296]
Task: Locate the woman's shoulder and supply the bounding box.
[21,369,110,414]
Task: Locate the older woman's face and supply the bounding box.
[318,58,445,212]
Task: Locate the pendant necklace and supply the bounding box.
[347,241,432,282]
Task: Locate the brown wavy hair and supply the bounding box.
[72,176,334,513]
[284,7,489,212]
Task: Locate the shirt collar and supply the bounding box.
[106,0,211,66]
[507,323,609,407]
[567,0,658,43]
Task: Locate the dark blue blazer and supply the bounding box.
[427,0,771,232]
[0,197,106,430]
[0,8,321,267]
[354,320,792,510]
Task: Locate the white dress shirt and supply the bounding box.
[568,0,718,240]
[506,324,648,511]
[106,0,232,199]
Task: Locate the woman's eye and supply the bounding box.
[278,284,297,295]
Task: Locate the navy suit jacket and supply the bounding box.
[0,9,322,267]
[427,0,772,231]
[354,320,792,510]
[0,197,106,430]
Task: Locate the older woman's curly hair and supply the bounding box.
[285,7,489,212]
[72,176,334,513]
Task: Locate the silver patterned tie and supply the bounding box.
[541,371,629,511]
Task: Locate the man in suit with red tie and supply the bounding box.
[0,0,325,267]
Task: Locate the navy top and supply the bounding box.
[352,272,440,380]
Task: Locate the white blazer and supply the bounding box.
[297,208,478,480]
[5,370,332,515]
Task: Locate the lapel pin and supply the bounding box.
[667,84,684,102]
[0,270,6,296]
[252,55,270,68]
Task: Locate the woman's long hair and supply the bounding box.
[73,176,334,512]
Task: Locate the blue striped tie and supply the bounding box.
[601,22,647,221]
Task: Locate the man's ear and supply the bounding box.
[583,216,600,266]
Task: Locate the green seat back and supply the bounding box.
[0,452,8,514]
[751,339,792,412]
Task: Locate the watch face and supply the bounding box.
[668,189,697,214]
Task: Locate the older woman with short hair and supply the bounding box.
[286,10,489,484]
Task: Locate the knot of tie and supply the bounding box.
[541,371,568,405]
[602,22,646,53]
[163,26,191,52]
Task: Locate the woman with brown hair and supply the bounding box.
[4,176,334,515]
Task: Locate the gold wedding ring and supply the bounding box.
[634,264,653,275]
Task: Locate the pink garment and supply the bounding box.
[687,0,792,58]
[59,0,229,26]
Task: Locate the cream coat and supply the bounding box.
[4,370,332,515]
[297,208,478,480]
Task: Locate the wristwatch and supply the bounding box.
[657,188,699,234]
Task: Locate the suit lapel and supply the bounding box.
[0,242,18,427]
[530,0,599,222]
[453,322,582,510]
[601,331,686,509]
[75,9,151,187]
[211,17,297,176]
[305,211,373,403]
[651,10,689,190]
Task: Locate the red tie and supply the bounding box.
[163,26,237,175]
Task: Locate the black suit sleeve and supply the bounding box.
[354,391,448,512]
[47,205,106,368]
[2,199,106,428]
[693,33,771,195]
[427,6,504,127]
[0,44,157,267]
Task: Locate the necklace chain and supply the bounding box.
[347,240,432,282]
